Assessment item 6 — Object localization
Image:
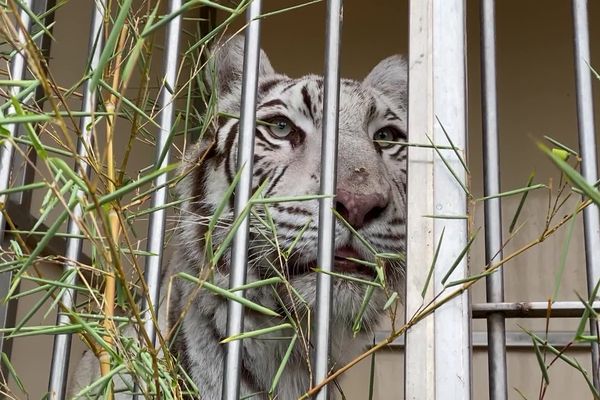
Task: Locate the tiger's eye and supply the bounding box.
[373,127,398,148]
[269,117,294,137]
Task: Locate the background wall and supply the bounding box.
[4,0,600,399]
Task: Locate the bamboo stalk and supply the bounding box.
[97,20,129,399]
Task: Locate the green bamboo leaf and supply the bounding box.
[48,158,87,192]
[383,291,398,311]
[368,335,376,400]
[539,142,600,205]
[268,334,298,395]
[229,277,283,293]
[352,286,375,336]
[221,323,293,344]
[121,4,159,84]
[10,97,47,160]
[32,180,74,233]
[445,271,491,287]
[7,190,79,299]
[422,214,468,220]
[333,208,377,255]
[177,272,280,317]
[544,135,579,157]
[435,115,469,174]
[422,227,445,297]
[441,228,480,284]
[87,163,178,210]
[476,184,547,202]
[426,134,471,197]
[1,352,27,394]
[72,365,127,399]
[552,209,578,300]
[89,0,133,91]
[509,172,535,233]
[531,336,550,384]
[313,268,381,287]
[0,181,46,196]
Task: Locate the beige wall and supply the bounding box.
[4,0,600,399]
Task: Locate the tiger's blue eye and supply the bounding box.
[373,127,399,148]
[268,117,294,137]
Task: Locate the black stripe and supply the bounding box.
[384,108,400,121]
[389,217,405,225]
[259,77,285,94]
[370,232,406,240]
[275,204,312,216]
[258,98,288,110]
[255,128,281,149]
[301,84,315,122]
[390,144,406,158]
[223,122,239,183]
[281,81,297,93]
[265,165,288,196]
[366,99,377,122]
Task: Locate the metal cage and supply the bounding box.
[1,0,599,399]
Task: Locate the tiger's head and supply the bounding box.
[177,36,407,332]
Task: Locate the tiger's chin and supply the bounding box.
[276,245,394,333]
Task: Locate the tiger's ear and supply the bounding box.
[205,35,275,96]
[363,55,408,110]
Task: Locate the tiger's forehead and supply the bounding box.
[254,74,404,131]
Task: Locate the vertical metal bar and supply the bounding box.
[572,0,600,388]
[404,0,435,399]
[481,1,508,399]
[47,3,104,399]
[312,0,342,399]
[221,1,262,398]
[0,0,35,362]
[432,0,470,398]
[140,0,181,350]
[8,0,56,211]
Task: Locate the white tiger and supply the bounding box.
[70,35,407,399]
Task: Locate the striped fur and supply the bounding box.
[169,36,408,399]
[69,35,408,400]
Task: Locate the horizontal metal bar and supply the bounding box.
[374,331,593,349]
[472,301,600,318]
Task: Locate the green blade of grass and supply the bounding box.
[509,172,535,233]
[539,142,600,205]
[268,334,298,395]
[220,323,293,343]
[544,135,579,157]
[87,163,178,210]
[426,134,471,197]
[435,115,469,174]
[313,268,381,287]
[552,209,578,300]
[89,0,133,91]
[532,337,550,385]
[352,286,375,336]
[476,184,547,202]
[383,291,398,311]
[229,277,283,293]
[441,228,480,285]
[7,190,79,299]
[0,181,46,196]
[422,227,445,297]
[177,272,279,317]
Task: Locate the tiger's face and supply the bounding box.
[178,36,407,330]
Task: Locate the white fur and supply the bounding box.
[69,36,407,399]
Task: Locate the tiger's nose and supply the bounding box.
[335,188,389,229]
